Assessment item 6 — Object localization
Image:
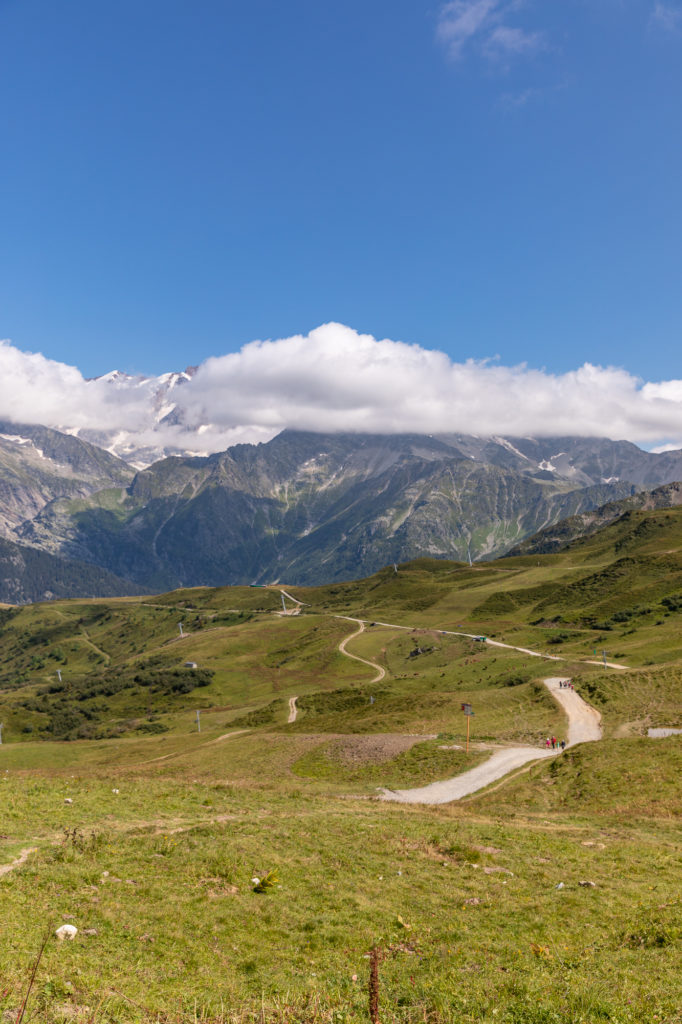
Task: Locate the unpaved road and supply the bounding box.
[379,746,556,804]
[544,676,602,745]
[288,696,298,723]
[340,616,628,670]
[379,676,602,805]
[336,618,386,683]
[333,615,610,804]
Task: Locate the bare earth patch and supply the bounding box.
[325,733,437,766]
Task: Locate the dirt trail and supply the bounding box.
[336,618,386,684]
[269,587,307,616]
[79,628,111,663]
[279,588,307,607]
[0,847,37,877]
[288,696,298,723]
[208,729,250,745]
[339,617,629,670]
[110,729,249,770]
[379,676,601,805]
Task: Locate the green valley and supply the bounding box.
[0,506,680,1023]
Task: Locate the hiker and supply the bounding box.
[545,738,551,748]
[551,736,556,749]
[560,740,566,750]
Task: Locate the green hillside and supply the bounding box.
[0,505,680,1022]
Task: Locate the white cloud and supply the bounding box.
[436,0,545,63]
[436,0,500,59]
[1,324,682,462]
[650,2,682,32]
[484,25,545,59]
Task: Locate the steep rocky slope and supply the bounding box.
[5,428,682,595]
[506,480,682,556]
[0,421,133,537]
[13,431,643,588]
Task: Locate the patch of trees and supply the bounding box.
[37,666,214,702]
[19,663,215,739]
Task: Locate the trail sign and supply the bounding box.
[460,702,474,752]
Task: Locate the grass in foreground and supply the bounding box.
[0,731,680,1024]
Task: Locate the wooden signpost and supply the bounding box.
[461,702,474,753]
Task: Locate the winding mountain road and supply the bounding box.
[336,617,386,684]
[379,677,603,804]
[332,616,607,804]
[337,616,628,670]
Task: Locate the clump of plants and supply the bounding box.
[251,868,279,893]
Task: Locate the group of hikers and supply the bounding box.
[543,679,577,750]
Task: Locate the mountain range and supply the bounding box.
[2,420,682,601]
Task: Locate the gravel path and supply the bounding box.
[378,745,555,804]
[336,618,386,683]
[288,696,298,723]
[379,676,601,805]
[544,676,602,745]
[339,617,629,669]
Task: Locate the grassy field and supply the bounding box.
[1,731,680,1023]
[1,508,682,1021]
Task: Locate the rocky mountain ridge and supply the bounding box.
[506,480,682,556]
[2,427,682,597]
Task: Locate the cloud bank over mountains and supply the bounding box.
[1,323,682,463]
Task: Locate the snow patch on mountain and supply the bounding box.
[492,436,530,461]
[0,434,46,459]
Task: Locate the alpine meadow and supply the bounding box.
[0,501,680,1023]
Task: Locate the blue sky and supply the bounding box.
[1,0,681,382]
